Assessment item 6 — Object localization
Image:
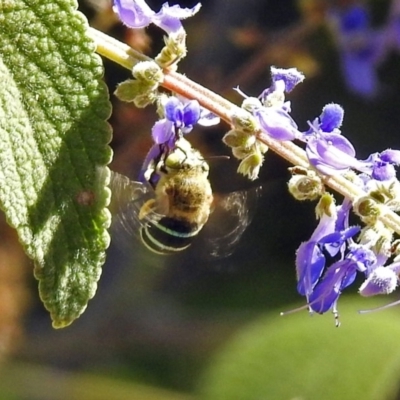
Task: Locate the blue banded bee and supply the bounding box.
[108,138,258,258]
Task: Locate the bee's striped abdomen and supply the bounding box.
[140,217,203,255]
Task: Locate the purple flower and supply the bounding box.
[304,105,400,178]
[308,259,357,314]
[154,3,201,34]
[303,103,344,138]
[309,244,376,314]
[319,103,344,133]
[296,198,337,296]
[296,196,356,297]
[197,108,220,127]
[359,262,400,297]
[268,67,305,93]
[296,241,326,297]
[355,149,400,181]
[306,133,359,175]
[152,120,175,146]
[151,97,200,145]
[235,68,303,141]
[340,52,379,98]
[138,143,163,184]
[301,104,365,175]
[139,97,201,182]
[113,0,201,34]
[329,4,382,98]
[164,97,200,130]
[176,95,220,127]
[297,224,360,300]
[255,107,299,141]
[319,226,361,258]
[258,67,304,105]
[113,0,154,29]
[340,4,369,33]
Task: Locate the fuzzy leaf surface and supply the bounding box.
[0,0,112,327]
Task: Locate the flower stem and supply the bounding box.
[87,28,150,69]
[88,27,400,235]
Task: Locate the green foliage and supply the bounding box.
[0,0,112,327]
[199,298,400,400]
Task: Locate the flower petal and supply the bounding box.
[359,265,399,296]
[182,100,201,126]
[372,162,396,181]
[113,0,155,28]
[270,67,305,92]
[138,144,162,184]
[319,103,344,132]
[255,108,299,141]
[152,119,174,144]
[308,260,356,313]
[198,110,220,126]
[306,133,358,175]
[380,149,400,165]
[296,241,325,296]
[153,3,201,33]
[164,97,182,122]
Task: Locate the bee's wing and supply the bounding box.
[197,186,261,259]
[108,171,159,247]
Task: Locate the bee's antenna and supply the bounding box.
[203,155,230,161]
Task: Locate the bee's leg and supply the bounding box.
[156,191,170,215]
[139,195,170,220]
[139,199,157,220]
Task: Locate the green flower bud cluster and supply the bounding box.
[114,61,164,107]
[223,108,267,180]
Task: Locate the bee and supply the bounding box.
[108,138,258,258]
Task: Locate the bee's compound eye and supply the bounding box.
[165,148,187,169]
[165,152,182,169]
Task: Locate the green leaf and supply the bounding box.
[0,0,112,327]
[199,298,400,400]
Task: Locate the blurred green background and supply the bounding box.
[3,0,400,399]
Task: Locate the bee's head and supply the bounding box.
[162,138,209,174]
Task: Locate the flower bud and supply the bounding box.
[155,31,187,69]
[353,196,381,224]
[369,180,400,212]
[232,146,253,160]
[134,92,158,108]
[223,130,256,149]
[315,193,335,219]
[359,222,393,256]
[132,61,164,84]
[230,109,258,133]
[288,168,324,201]
[257,141,269,154]
[237,150,263,180]
[241,97,262,113]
